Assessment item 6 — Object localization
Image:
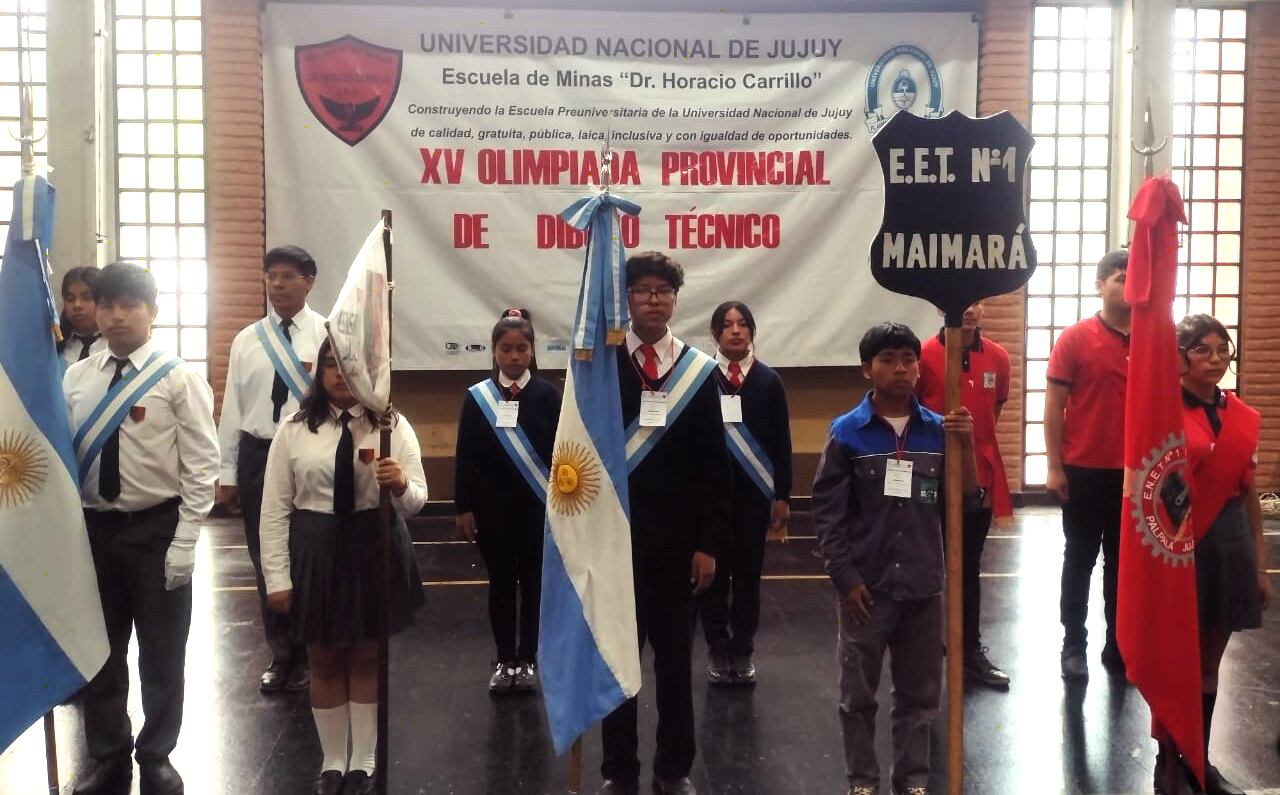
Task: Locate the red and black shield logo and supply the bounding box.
[295,35,402,147]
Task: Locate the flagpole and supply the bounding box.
[43,712,58,794]
[943,323,964,795]
[568,738,582,793]
[375,208,394,795]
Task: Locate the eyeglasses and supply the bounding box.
[627,287,677,301]
[1183,343,1235,361]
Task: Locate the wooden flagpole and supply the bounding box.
[568,738,583,793]
[375,208,394,795]
[43,712,58,794]
[943,324,965,795]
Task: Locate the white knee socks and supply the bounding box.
[348,701,378,774]
[312,705,350,773]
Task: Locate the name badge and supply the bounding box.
[719,394,743,424]
[496,401,520,428]
[884,458,914,499]
[983,371,996,390]
[640,390,669,427]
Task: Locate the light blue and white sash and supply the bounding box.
[721,397,776,500]
[254,317,312,402]
[468,379,550,503]
[625,346,717,472]
[73,351,182,484]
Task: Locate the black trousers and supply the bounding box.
[962,508,993,654]
[699,488,769,656]
[475,506,543,663]
[602,574,696,782]
[83,500,190,763]
[1059,465,1124,650]
[238,433,305,667]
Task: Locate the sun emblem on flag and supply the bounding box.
[0,430,49,509]
[548,440,601,516]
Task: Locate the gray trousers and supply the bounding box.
[83,500,191,763]
[837,594,942,792]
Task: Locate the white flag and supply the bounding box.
[326,217,391,415]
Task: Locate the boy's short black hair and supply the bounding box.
[859,321,921,363]
[625,251,684,291]
[94,261,157,308]
[1096,249,1128,281]
[263,245,318,278]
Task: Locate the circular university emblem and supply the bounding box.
[1129,432,1195,566]
[0,430,49,509]
[548,440,601,517]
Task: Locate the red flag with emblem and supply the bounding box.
[1117,176,1202,786]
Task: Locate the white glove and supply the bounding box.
[164,522,201,591]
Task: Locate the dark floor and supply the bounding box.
[3,508,1278,794]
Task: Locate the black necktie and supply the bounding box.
[98,357,129,502]
[333,410,355,516]
[77,333,99,361]
[270,319,292,423]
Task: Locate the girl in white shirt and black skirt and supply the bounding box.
[260,338,427,795]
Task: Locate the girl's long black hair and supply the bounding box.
[57,266,101,353]
[491,307,538,380]
[293,337,386,432]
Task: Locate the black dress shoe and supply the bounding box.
[286,662,312,692]
[341,770,376,795]
[138,758,184,795]
[598,779,641,794]
[707,643,732,686]
[964,646,1011,690]
[1061,646,1089,682]
[260,661,288,692]
[652,776,696,794]
[314,770,344,795]
[731,652,757,685]
[1101,642,1127,677]
[73,753,132,794]
[1203,764,1245,795]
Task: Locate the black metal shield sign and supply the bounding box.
[869,110,1037,325]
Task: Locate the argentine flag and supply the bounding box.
[0,175,109,752]
[538,189,642,754]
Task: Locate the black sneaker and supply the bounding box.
[512,662,539,693]
[707,643,732,686]
[488,661,515,693]
[1101,642,1127,678]
[963,646,1011,690]
[1204,764,1245,795]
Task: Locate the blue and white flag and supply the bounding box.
[538,189,642,755]
[0,175,109,752]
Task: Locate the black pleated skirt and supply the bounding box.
[288,509,424,647]
[1195,497,1263,633]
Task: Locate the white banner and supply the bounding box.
[264,5,978,369]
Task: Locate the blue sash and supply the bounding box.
[720,389,776,500]
[468,380,549,503]
[625,346,718,472]
[254,317,312,402]
[73,351,183,484]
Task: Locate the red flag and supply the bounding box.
[1118,176,1202,785]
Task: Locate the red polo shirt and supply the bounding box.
[1046,313,1129,469]
[916,329,1013,518]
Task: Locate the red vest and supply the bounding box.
[1184,390,1259,539]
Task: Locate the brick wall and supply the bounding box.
[1241,3,1280,491]
[978,0,1032,493]
[206,0,266,412]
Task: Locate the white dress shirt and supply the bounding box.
[61,332,107,369]
[715,349,755,382]
[217,304,326,485]
[497,370,532,391]
[63,341,220,538]
[258,404,428,594]
[625,327,685,380]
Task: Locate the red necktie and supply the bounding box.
[638,343,659,381]
[728,360,742,388]
[508,382,521,398]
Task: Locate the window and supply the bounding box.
[0,1,47,258]
[1171,7,1246,390]
[1024,4,1115,486]
[113,0,207,377]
